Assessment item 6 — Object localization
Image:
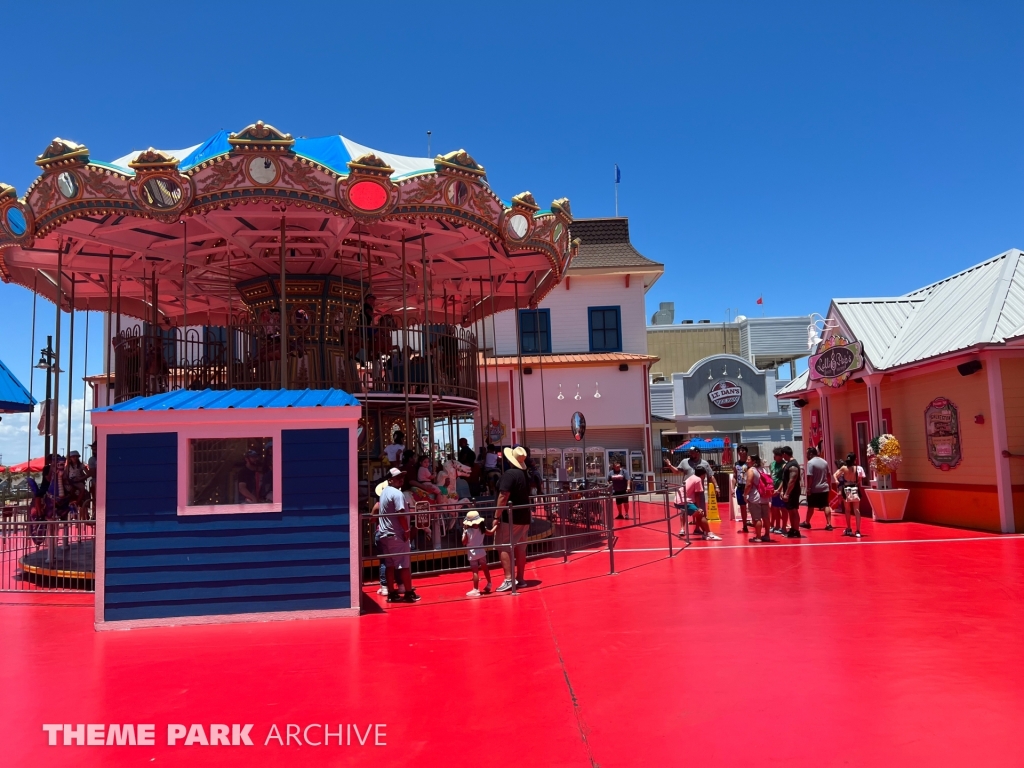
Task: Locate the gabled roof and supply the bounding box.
[96,388,359,412]
[832,248,1024,371]
[0,358,36,413]
[776,370,809,398]
[568,218,663,271]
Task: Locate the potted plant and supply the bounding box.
[864,434,910,521]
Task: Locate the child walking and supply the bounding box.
[462,510,495,596]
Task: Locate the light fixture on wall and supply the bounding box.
[723,364,729,376]
[574,384,582,401]
[557,383,565,401]
[594,381,601,398]
[707,369,713,380]
[737,368,743,379]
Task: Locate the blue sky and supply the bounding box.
[0,0,1021,463]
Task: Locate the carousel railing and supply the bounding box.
[112,322,479,403]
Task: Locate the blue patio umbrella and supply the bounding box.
[0,358,36,413]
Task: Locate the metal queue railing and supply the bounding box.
[360,485,689,592]
[1,505,96,592]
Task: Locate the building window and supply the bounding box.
[519,309,551,354]
[588,306,622,352]
[190,437,274,507]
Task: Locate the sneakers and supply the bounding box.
[842,529,853,537]
[854,531,862,538]
[799,522,811,529]
[760,534,772,543]
[386,592,404,603]
[516,579,527,589]
[466,588,481,597]
[402,590,421,603]
[825,524,834,531]
[482,583,492,594]
[786,530,804,539]
[376,586,389,596]
[495,579,514,593]
[704,533,722,541]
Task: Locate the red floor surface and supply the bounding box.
[3,511,1024,767]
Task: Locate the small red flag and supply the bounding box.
[756,295,763,305]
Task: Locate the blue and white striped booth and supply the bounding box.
[92,389,360,630]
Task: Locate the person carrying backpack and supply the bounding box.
[744,454,773,543]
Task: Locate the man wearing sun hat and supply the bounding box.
[377,467,420,603]
[494,446,532,592]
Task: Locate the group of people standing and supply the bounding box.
[733,444,867,542]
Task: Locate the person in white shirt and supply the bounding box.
[383,431,405,465]
[461,509,496,596]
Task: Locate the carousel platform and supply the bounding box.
[18,538,95,584]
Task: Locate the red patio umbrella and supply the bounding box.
[8,457,46,474]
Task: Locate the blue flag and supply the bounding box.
[614,164,621,184]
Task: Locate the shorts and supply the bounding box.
[843,487,861,503]
[747,502,768,523]
[494,522,530,546]
[770,495,786,509]
[469,552,488,567]
[614,493,629,505]
[807,492,829,509]
[785,493,801,511]
[735,484,746,507]
[378,535,412,570]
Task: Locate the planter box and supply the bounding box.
[864,488,910,522]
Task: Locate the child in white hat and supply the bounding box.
[462,510,496,596]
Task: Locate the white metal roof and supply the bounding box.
[832,248,1024,371]
[776,370,809,397]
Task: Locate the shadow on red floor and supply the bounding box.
[2,509,1022,767]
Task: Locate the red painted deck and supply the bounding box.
[3,511,1024,766]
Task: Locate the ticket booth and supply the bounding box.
[92,388,361,630]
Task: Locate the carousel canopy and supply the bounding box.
[0,122,575,326]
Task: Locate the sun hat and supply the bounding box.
[503,445,528,470]
[375,480,388,498]
[463,510,484,527]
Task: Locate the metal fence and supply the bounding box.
[112,321,479,402]
[1,508,95,592]
[360,486,685,588]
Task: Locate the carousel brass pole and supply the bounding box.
[401,233,410,450]
[82,310,89,455]
[106,249,112,398]
[478,277,491,444]
[181,220,188,366]
[227,248,233,388]
[27,274,37,463]
[53,238,63,472]
[486,255,504,447]
[536,320,551,492]
[513,274,527,449]
[66,275,75,460]
[422,231,435,463]
[279,216,288,390]
[357,232,371,508]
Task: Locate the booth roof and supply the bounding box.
[0,357,36,414]
[97,388,360,412]
[674,438,726,451]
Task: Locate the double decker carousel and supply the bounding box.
[0,122,575,528]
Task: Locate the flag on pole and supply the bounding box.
[756,295,763,305]
[614,164,620,184]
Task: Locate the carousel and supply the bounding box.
[0,121,574,490]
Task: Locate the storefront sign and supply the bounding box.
[809,336,864,388]
[486,419,505,444]
[924,397,961,471]
[571,411,586,441]
[708,380,742,409]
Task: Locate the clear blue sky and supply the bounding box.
[0,0,1021,462]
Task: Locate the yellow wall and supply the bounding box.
[1001,357,1024,531]
[647,326,741,378]
[821,364,1005,531]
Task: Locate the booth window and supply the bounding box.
[519,309,551,354]
[190,437,274,507]
[588,306,622,352]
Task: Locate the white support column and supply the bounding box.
[985,356,1015,533]
[864,373,885,441]
[817,386,835,469]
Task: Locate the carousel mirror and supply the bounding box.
[56,171,79,199]
[553,223,564,242]
[508,213,529,239]
[5,206,27,236]
[141,177,183,209]
[248,156,278,185]
[448,180,469,207]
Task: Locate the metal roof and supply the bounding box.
[832,248,1024,371]
[483,352,660,367]
[96,388,360,412]
[0,357,36,413]
[776,371,809,397]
